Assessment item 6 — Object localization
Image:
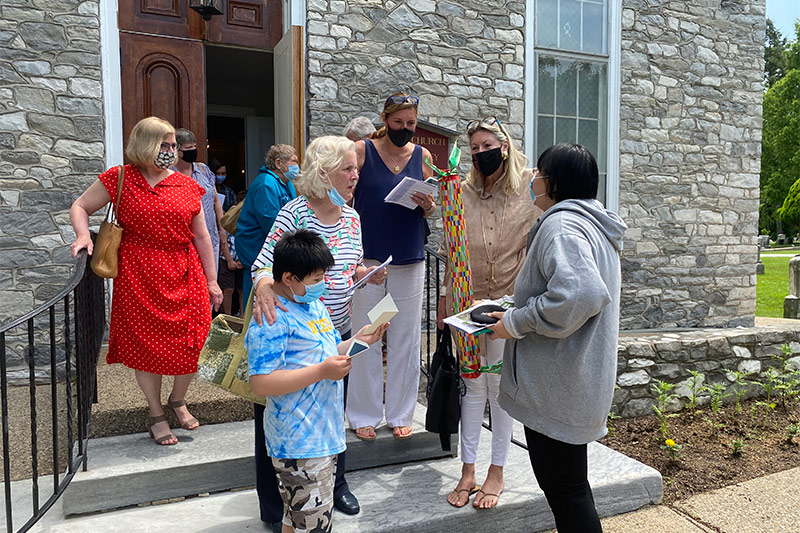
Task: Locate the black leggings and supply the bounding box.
[524,427,602,533]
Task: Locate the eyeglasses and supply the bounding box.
[384,94,419,109]
[160,142,178,151]
[467,116,505,135]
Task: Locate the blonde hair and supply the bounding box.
[294,136,355,200]
[372,91,418,140]
[465,120,529,194]
[264,144,297,170]
[125,117,175,167]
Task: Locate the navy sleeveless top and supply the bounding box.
[354,139,427,265]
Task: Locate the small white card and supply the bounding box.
[384,176,437,210]
[364,293,398,335]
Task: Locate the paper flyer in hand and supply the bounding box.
[443,296,514,336]
[364,293,398,334]
[384,176,437,210]
[349,255,393,293]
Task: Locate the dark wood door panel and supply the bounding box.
[120,32,207,161]
[119,0,204,40]
[206,0,282,49]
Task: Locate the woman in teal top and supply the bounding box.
[235,144,299,300]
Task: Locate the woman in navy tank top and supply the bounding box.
[347,93,437,441]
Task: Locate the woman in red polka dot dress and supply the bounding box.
[70,117,224,445]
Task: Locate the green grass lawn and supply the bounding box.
[756,255,792,317]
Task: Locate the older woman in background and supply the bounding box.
[343,116,376,142]
[236,144,299,301]
[251,136,386,525]
[69,117,222,445]
[440,116,541,509]
[489,143,626,532]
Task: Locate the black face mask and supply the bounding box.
[473,147,504,177]
[181,148,198,164]
[386,126,414,147]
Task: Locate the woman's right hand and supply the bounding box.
[437,295,447,329]
[70,235,93,258]
[252,278,287,326]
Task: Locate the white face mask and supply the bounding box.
[529,173,546,203]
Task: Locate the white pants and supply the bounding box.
[460,335,513,466]
[346,261,424,429]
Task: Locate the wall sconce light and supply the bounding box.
[190,0,224,21]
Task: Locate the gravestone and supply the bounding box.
[777,234,787,245]
[783,255,800,318]
[756,236,767,274]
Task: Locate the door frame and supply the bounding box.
[100,0,123,167]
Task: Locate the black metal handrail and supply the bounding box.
[421,244,528,450]
[1,249,105,533]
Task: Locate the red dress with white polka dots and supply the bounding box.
[99,165,212,375]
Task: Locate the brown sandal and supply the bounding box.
[447,485,479,508]
[147,414,177,445]
[167,397,200,430]
[354,426,377,441]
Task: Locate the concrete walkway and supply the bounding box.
[10,465,799,532]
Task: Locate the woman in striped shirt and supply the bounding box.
[250,135,387,518]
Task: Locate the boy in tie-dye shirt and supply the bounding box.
[246,229,388,533]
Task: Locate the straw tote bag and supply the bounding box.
[196,288,265,405]
[90,165,124,278]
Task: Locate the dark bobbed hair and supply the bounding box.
[273,229,335,282]
[536,143,598,202]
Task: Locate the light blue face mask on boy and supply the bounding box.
[530,173,546,203]
[292,277,328,304]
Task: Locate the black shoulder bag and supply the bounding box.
[425,326,465,452]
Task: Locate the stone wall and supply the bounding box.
[617,0,765,328]
[613,325,800,418]
[304,0,527,152]
[0,0,104,324]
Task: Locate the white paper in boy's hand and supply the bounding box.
[364,293,398,335]
[347,339,370,357]
[384,177,437,210]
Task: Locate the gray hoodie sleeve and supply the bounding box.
[504,233,612,339]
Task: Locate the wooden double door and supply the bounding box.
[118,0,302,161]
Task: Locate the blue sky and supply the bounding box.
[767,0,800,40]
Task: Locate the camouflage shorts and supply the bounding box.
[272,455,337,533]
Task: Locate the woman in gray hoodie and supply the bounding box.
[488,143,627,532]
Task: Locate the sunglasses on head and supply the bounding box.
[467,116,505,135]
[384,94,419,109]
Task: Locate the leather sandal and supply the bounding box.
[391,426,412,439]
[447,485,479,508]
[473,489,503,509]
[148,414,177,445]
[167,396,200,430]
[354,426,377,441]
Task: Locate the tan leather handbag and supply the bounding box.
[90,165,125,278]
[219,198,243,235]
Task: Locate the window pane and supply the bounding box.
[538,58,556,115]
[597,173,606,205]
[537,0,559,48]
[555,117,576,144]
[578,63,599,118]
[578,119,598,156]
[555,61,577,116]
[559,0,582,51]
[537,116,554,159]
[582,2,604,54]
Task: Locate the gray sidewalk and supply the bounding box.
[12,465,799,532]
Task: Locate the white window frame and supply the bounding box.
[100,0,123,167]
[525,0,621,212]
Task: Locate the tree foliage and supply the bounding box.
[765,19,788,88]
[764,70,800,231]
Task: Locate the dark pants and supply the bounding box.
[255,330,352,523]
[524,427,602,533]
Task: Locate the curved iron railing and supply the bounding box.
[0,249,105,533]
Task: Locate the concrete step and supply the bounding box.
[62,402,455,515]
[42,421,661,532]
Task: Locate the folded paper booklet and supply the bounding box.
[364,293,398,335]
[443,296,514,336]
[384,176,437,210]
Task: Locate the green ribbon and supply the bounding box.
[461,360,503,375]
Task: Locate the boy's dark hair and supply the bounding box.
[273,229,335,282]
[536,143,599,202]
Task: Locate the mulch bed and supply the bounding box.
[600,397,800,503]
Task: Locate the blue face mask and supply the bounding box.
[285,164,299,181]
[530,174,546,203]
[327,185,347,207]
[215,174,226,185]
[292,277,328,304]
